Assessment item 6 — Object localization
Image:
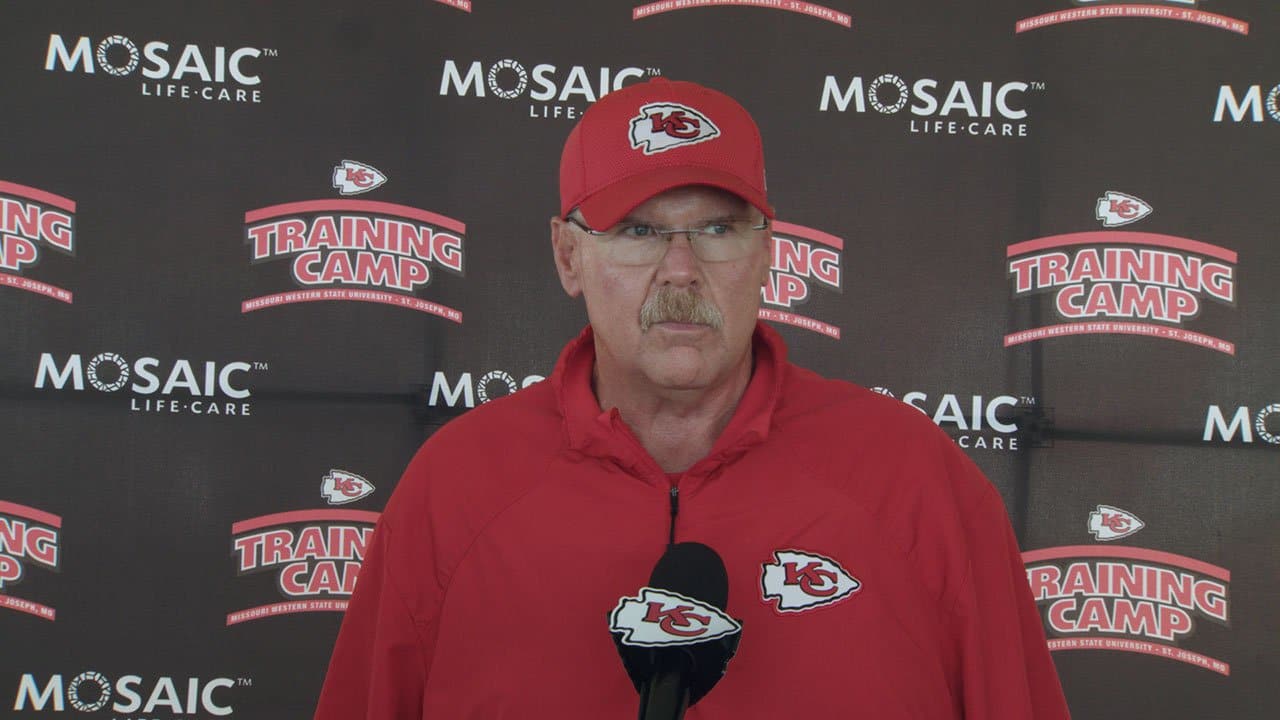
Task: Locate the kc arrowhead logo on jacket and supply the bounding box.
[629,102,720,155]
[761,549,861,612]
[1088,505,1145,542]
[609,587,741,646]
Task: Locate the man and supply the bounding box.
[315,78,1071,718]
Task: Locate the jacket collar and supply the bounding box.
[551,322,788,477]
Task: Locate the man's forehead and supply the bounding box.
[624,186,751,219]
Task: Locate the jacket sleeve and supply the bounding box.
[314,518,431,719]
[949,461,1072,718]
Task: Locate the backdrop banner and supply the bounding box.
[1,1,1276,718]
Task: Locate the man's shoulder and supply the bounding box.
[772,361,994,503]
[432,377,560,443]
[383,379,562,517]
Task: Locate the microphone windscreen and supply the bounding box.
[648,542,729,611]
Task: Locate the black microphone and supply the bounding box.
[608,542,742,720]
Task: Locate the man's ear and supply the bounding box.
[550,216,583,297]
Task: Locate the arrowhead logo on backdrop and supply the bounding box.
[761,549,861,612]
[1088,504,1145,541]
[1095,190,1153,227]
[629,103,720,155]
[609,587,741,647]
[321,469,375,505]
[332,159,387,195]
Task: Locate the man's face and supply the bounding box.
[550,185,772,392]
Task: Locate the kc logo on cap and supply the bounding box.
[629,102,721,155]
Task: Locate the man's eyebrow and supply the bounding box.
[617,213,749,225]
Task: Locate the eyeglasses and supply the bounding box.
[564,215,769,266]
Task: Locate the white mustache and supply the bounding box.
[639,287,724,332]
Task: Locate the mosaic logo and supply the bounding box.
[427,370,546,409]
[1025,523,1231,675]
[0,501,60,621]
[759,221,844,338]
[228,477,378,625]
[1203,404,1279,445]
[13,671,249,716]
[1005,193,1237,354]
[439,59,658,120]
[43,33,277,104]
[1016,2,1248,35]
[241,169,465,320]
[0,180,76,303]
[632,0,852,28]
[872,388,1041,452]
[1213,84,1280,123]
[34,352,265,416]
[820,74,1042,137]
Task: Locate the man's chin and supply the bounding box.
[641,349,714,390]
[647,371,709,392]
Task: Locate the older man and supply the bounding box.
[315,78,1071,719]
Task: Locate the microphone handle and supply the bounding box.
[638,668,691,720]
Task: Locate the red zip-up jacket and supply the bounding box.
[315,323,1071,719]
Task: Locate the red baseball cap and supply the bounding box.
[559,77,774,231]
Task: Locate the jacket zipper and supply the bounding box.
[604,409,685,548]
[668,485,679,547]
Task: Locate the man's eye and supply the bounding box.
[703,223,730,236]
[622,224,655,238]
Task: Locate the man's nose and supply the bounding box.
[655,233,700,285]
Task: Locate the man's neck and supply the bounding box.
[593,350,754,474]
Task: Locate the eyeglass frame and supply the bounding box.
[563,213,771,267]
[563,214,770,241]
